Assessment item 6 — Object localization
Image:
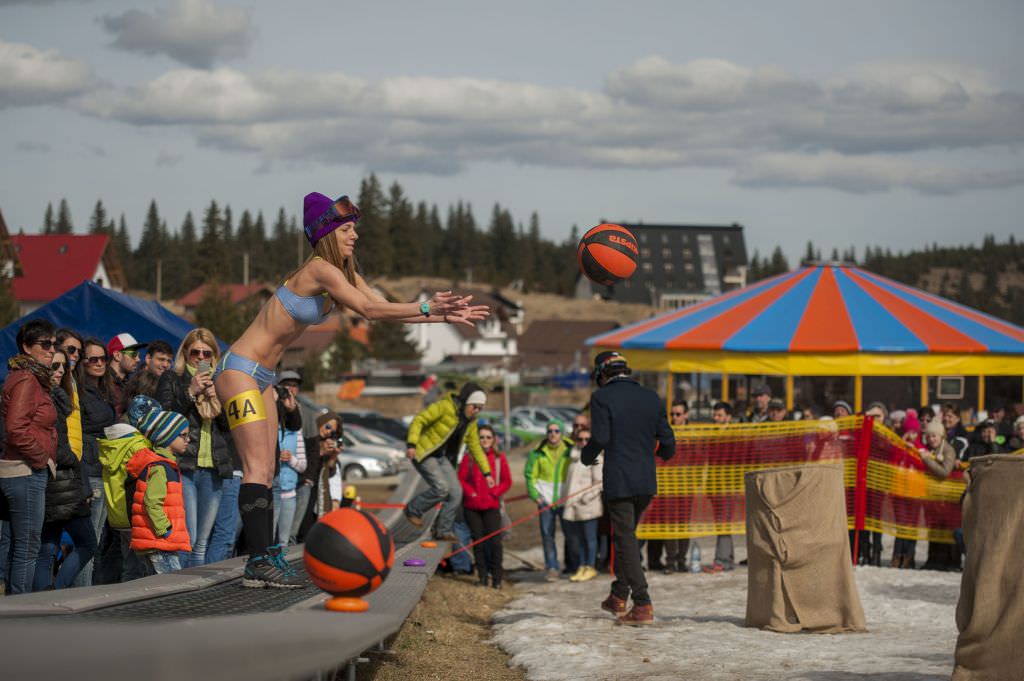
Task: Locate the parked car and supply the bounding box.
[512,406,568,430]
[340,409,410,441]
[343,423,406,468]
[337,434,401,481]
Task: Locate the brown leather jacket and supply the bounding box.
[1,363,58,469]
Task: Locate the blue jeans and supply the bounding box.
[34,515,97,590]
[407,455,463,537]
[206,474,241,564]
[0,469,48,593]
[566,518,599,567]
[73,475,106,587]
[289,483,311,544]
[275,492,297,547]
[181,468,224,567]
[539,507,568,571]
[448,519,474,573]
[144,551,182,575]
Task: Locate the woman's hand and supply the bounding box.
[428,291,488,317]
[189,371,210,398]
[444,305,491,327]
[281,449,292,462]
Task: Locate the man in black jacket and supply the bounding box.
[582,351,675,626]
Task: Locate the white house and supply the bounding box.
[408,288,520,366]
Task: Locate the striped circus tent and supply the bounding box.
[588,263,1024,411]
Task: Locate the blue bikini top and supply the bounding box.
[276,284,334,325]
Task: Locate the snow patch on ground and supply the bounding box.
[493,538,959,681]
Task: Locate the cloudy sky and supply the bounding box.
[1,0,1021,265]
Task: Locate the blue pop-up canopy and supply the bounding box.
[0,280,212,380]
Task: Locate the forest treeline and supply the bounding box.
[34,173,581,301]
[748,236,1024,325]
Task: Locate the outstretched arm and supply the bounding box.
[319,265,470,321]
[353,274,489,327]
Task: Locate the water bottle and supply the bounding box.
[689,542,702,573]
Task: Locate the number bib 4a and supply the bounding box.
[225,389,267,429]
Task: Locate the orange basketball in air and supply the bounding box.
[577,223,639,285]
[303,508,394,597]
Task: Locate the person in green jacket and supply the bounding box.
[524,419,572,581]
[405,383,493,540]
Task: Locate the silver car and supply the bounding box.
[337,425,407,481]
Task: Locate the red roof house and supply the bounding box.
[11,234,126,314]
[176,283,274,316]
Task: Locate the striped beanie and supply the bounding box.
[127,395,161,429]
[143,409,189,449]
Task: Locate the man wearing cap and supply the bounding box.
[767,398,788,422]
[748,383,771,423]
[107,333,147,417]
[963,419,1008,461]
[581,351,675,625]
[405,382,494,541]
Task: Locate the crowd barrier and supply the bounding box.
[639,415,967,544]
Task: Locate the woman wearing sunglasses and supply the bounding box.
[0,319,59,594]
[34,349,97,590]
[72,337,119,586]
[214,191,488,588]
[156,327,234,568]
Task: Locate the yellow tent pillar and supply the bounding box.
[920,376,928,407]
[854,375,863,413]
[666,372,673,415]
[722,373,730,402]
[785,375,794,411]
[978,375,985,414]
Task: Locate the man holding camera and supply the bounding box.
[581,351,675,626]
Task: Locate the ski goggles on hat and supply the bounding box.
[304,195,361,247]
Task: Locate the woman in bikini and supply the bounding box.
[215,192,488,588]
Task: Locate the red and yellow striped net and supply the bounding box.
[638,415,966,544]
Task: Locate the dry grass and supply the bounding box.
[355,573,526,681]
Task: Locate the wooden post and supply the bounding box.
[785,374,794,411]
[854,375,863,413]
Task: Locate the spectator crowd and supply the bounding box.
[0,319,348,595]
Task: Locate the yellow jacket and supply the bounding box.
[406,393,491,475]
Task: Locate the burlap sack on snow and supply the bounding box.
[745,463,867,633]
[953,454,1024,681]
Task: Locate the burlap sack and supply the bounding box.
[952,454,1024,680]
[745,463,867,633]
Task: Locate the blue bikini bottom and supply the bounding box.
[215,350,276,393]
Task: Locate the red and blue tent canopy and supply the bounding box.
[588,264,1024,378]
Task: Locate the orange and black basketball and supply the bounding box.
[304,508,394,597]
[577,223,639,285]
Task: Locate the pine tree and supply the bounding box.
[194,280,245,344]
[134,201,165,293]
[198,200,230,281]
[488,204,517,285]
[88,200,108,235]
[387,181,416,276]
[178,211,199,294]
[366,322,419,360]
[769,246,790,275]
[356,174,391,276]
[55,198,74,233]
[42,203,55,234]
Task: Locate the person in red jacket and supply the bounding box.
[458,424,512,589]
[127,408,192,575]
[1,319,58,594]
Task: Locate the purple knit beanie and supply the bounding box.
[303,192,360,247]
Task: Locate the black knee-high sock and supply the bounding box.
[239,483,273,557]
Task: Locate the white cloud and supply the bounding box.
[15,140,51,152]
[734,152,1024,195]
[101,0,252,68]
[0,40,96,108]
[77,56,1024,194]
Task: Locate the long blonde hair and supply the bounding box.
[174,327,222,420]
[313,229,359,286]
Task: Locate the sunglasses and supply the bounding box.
[189,348,214,359]
[51,361,67,371]
[63,345,81,356]
[120,349,140,358]
[547,428,561,434]
[671,411,685,416]
[479,435,494,440]
[32,339,56,351]
[84,355,108,365]
[577,438,591,444]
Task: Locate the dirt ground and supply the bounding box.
[353,449,539,681]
